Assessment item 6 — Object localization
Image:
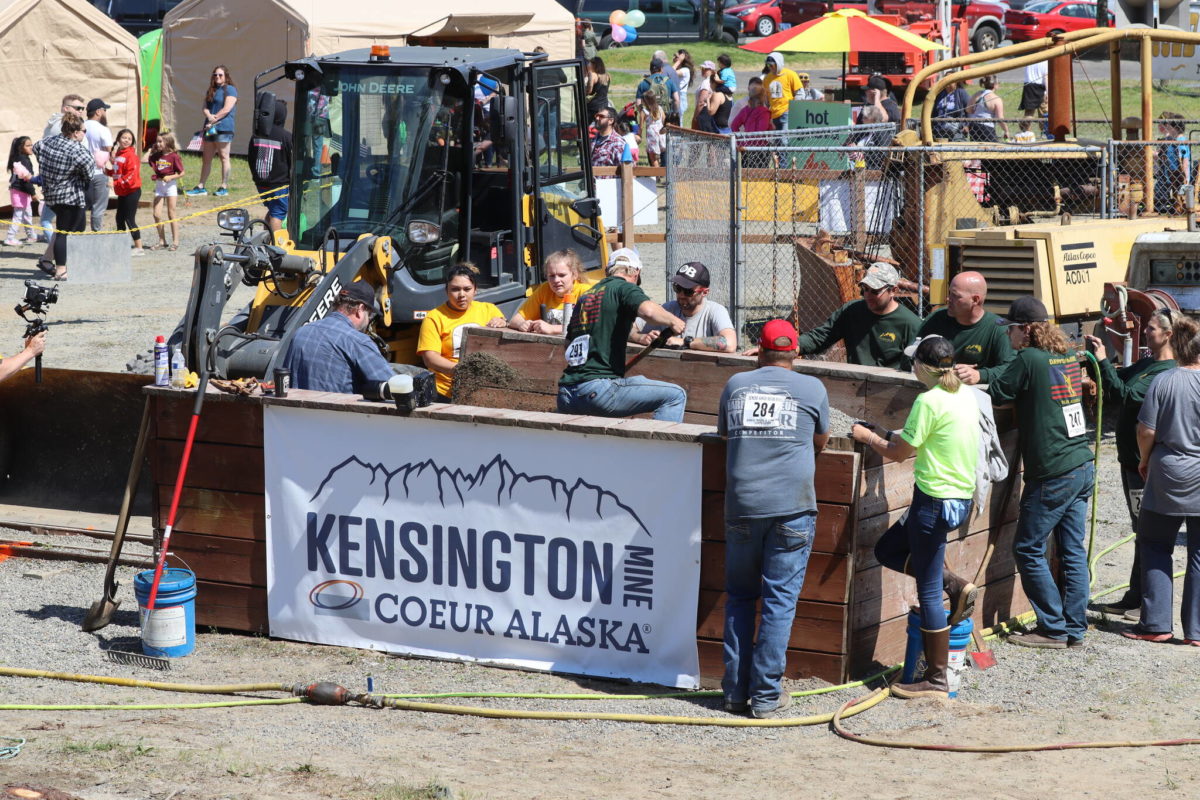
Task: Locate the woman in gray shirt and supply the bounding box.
[1127,313,1200,644]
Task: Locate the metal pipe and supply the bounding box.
[917,29,1200,144]
[900,28,1115,123]
[1141,38,1154,214]
[1109,40,1122,141]
[1048,50,1074,142]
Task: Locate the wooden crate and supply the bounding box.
[147,328,1031,686]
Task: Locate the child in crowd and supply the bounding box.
[616,118,639,164]
[1013,119,1037,143]
[107,128,144,255]
[5,136,40,246]
[146,132,184,251]
[638,90,666,167]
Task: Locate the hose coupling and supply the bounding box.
[292,681,352,705]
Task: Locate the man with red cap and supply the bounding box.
[718,319,829,718]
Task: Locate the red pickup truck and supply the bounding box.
[779,0,1007,52]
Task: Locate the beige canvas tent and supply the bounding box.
[161,0,576,156]
[0,0,141,148]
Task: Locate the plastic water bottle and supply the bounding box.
[170,346,187,388]
[153,336,169,387]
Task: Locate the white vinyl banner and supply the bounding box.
[264,407,703,688]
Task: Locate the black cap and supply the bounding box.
[997,295,1049,326]
[86,98,110,115]
[673,262,710,290]
[909,335,955,368]
[866,74,891,93]
[338,281,377,312]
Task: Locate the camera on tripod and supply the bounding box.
[15,280,57,382]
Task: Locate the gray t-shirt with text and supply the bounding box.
[718,366,829,521]
[1138,367,1200,514]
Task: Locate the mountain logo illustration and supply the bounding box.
[310,453,651,535]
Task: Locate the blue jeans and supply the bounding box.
[874,487,970,630]
[722,512,815,711]
[557,376,686,422]
[772,114,788,130]
[1013,461,1094,640]
[1137,508,1200,640]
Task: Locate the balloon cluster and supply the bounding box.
[608,8,646,44]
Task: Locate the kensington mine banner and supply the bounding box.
[264,407,703,688]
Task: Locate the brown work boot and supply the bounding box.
[892,626,951,699]
[943,568,978,626]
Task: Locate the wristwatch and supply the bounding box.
[683,336,694,349]
[883,429,894,442]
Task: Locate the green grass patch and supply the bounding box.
[598,41,837,73]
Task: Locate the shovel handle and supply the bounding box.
[624,328,674,373]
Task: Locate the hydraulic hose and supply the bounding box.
[831,691,1200,752]
[1084,350,1103,582]
[0,667,288,695]
[0,699,302,711]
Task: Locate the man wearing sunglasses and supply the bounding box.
[35,94,87,249]
[796,262,920,370]
[635,262,737,353]
[590,108,626,168]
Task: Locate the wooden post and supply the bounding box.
[851,167,867,251]
[621,161,635,249]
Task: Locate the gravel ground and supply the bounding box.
[2,202,1200,798]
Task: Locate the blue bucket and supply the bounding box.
[134,568,197,658]
[901,611,973,698]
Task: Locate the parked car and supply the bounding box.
[727,0,784,36]
[563,0,742,47]
[91,0,182,36]
[1005,0,1114,41]
[779,0,1007,51]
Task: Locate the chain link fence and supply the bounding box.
[665,126,1171,350]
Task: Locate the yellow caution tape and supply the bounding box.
[0,185,288,237]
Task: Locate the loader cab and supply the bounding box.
[285,47,605,344]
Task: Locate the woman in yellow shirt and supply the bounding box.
[417,263,507,400]
[507,249,593,335]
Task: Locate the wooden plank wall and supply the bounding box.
[150,394,268,634]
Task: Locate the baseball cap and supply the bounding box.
[606,247,642,275]
[903,335,955,367]
[672,262,710,290]
[866,74,891,93]
[701,60,717,71]
[86,98,111,115]
[650,57,664,70]
[997,295,1049,326]
[860,262,900,291]
[338,280,377,311]
[759,319,799,351]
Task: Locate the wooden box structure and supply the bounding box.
[147,327,1029,684]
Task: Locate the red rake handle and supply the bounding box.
[145,373,209,611]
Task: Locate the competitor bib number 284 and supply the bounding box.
[742,392,783,428]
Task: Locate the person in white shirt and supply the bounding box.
[1020,60,1048,118]
[82,98,114,231]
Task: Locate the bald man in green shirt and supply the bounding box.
[917,271,1015,385]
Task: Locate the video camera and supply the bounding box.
[15,279,58,382]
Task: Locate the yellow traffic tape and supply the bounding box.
[0,185,286,238]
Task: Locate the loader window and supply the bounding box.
[291,65,466,266]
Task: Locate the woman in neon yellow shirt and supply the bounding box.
[851,335,979,700]
[507,249,594,336]
[417,263,506,400]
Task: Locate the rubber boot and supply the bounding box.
[943,567,978,626]
[891,626,950,699]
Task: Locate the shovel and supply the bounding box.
[968,542,998,669]
[81,397,152,632]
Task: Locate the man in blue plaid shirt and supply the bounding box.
[282,281,394,395]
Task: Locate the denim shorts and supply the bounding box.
[262,187,288,220]
[205,132,234,144]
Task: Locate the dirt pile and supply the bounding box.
[451,352,535,402]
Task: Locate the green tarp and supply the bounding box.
[139,29,163,127]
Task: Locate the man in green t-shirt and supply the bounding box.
[797,263,921,370]
[558,248,687,420]
[918,271,1015,385]
[986,296,1094,649]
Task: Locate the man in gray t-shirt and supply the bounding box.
[717,319,829,719]
[636,262,738,352]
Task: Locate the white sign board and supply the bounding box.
[818,179,895,235]
[1152,11,1200,80]
[595,175,659,231]
[264,407,703,688]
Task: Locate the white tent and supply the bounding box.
[0,0,141,148]
[161,0,576,155]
